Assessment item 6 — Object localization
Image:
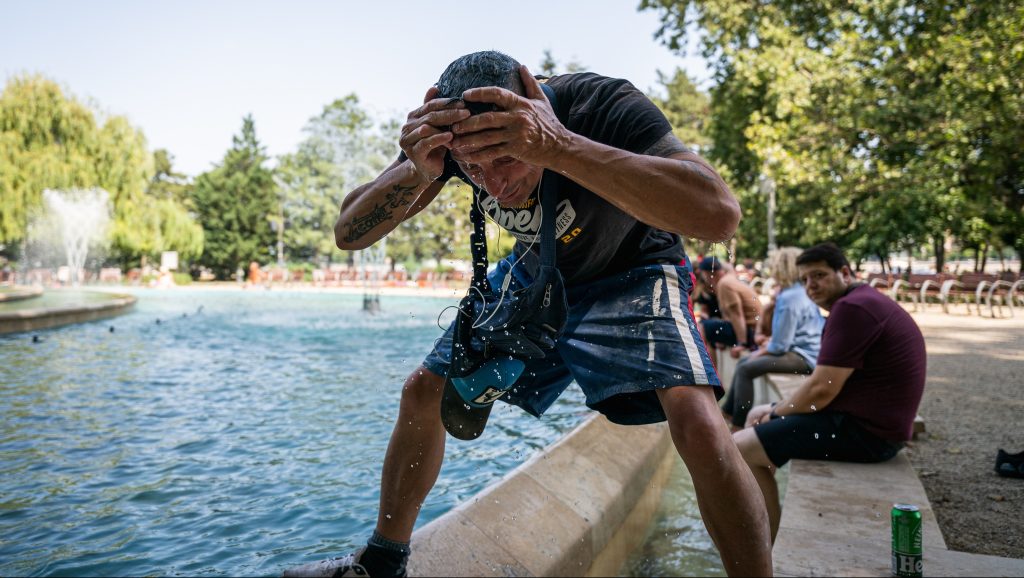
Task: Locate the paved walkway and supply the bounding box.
[903,308,1024,559]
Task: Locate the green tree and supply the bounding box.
[276,95,394,266]
[0,75,102,253]
[0,74,201,269]
[145,149,204,263]
[642,0,1024,270]
[191,115,277,279]
[649,67,711,152]
[385,180,477,269]
[538,50,587,76]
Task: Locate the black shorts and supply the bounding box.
[754,411,904,468]
[701,318,755,348]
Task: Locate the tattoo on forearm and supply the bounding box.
[343,184,417,243]
[343,203,392,243]
[679,160,717,184]
[385,183,416,208]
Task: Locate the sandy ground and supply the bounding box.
[902,306,1024,559]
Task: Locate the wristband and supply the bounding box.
[769,402,780,420]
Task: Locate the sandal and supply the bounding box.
[995,449,1024,479]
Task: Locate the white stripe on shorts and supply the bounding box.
[660,264,710,384]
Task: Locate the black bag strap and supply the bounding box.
[469,187,491,293]
[469,175,557,292]
[468,82,559,292]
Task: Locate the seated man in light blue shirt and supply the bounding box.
[721,247,824,429]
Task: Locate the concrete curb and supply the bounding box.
[408,414,675,577]
[0,286,43,302]
[0,292,137,334]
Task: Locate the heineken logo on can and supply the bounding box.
[891,503,923,577]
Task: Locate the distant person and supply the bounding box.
[733,242,926,540]
[698,257,763,359]
[248,261,262,285]
[691,254,722,320]
[283,51,770,577]
[720,247,824,429]
[743,258,762,280]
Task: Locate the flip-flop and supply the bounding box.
[995,449,1024,479]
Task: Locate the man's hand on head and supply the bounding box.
[450,65,570,168]
[399,86,470,183]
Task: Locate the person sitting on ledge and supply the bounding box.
[720,247,824,430]
[283,50,771,578]
[691,254,722,321]
[697,257,763,359]
[734,242,927,540]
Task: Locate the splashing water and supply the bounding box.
[33,189,111,285]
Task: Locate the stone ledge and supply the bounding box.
[0,286,43,302]
[407,415,674,577]
[775,526,1024,577]
[0,293,137,334]
[774,455,1024,576]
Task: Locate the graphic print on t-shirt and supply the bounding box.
[478,193,579,245]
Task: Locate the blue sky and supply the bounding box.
[2,0,708,176]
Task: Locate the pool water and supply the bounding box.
[0,288,588,577]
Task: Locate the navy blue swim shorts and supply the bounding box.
[423,255,722,425]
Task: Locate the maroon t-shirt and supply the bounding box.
[818,284,926,441]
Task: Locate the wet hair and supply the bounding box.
[435,51,524,100]
[698,256,724,273]
[796,242,850,272]
[767,247,803,288]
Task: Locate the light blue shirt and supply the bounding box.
[765,282,824,367]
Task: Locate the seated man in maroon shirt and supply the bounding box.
[733,242,927,540]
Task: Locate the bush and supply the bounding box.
[172,272,193,285]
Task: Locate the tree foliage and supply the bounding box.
[146,150,204,262]
[276,95,396,265]
[191,115,277,279]
[649,68,711,152]
[641,0,1024,270]
[538,50,588,76]
[0,75,202,266]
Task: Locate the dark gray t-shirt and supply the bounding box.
[445,72,686,285]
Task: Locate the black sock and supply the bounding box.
[360,532,410,577]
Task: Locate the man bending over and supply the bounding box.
[285,50,771,577]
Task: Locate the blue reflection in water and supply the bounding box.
[0,289,587,577]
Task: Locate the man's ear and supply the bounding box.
[840,265,854,282]
[519,65,545,100]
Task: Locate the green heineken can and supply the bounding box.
[891,504,923,577]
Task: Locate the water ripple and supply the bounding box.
[0,289,586,577]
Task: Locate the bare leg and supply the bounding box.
[734,427,782,541]
[657,386,773,577]
[375,367,447,541]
